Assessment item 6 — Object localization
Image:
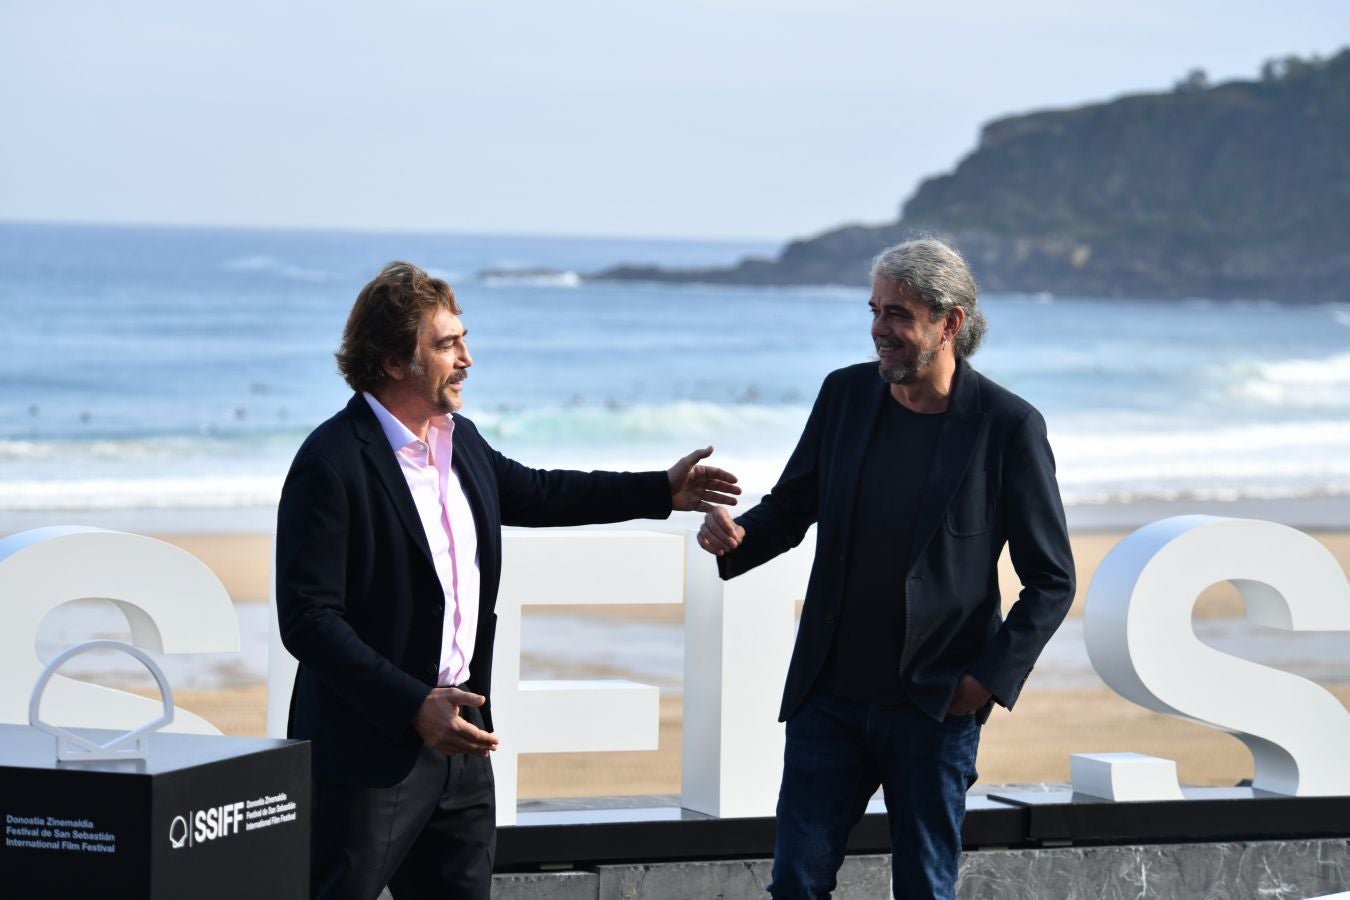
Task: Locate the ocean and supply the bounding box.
[3,221,1349,522]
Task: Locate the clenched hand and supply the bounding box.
[697,507,746,556]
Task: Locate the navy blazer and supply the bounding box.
[276,394,672,787]
[719,359,1075,723]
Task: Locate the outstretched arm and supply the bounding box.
[696,376,832,577]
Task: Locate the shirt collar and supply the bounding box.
[363,392,419,452]
[363,392,455,454]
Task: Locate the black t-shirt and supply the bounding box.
[818,394,946,705]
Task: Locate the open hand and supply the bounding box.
[414,687,499,757]
[668,446,741,512]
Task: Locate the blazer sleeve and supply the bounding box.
[482,438,673,527]
[275,452,431,739]
[718,377,827,579]
[965,407,1076,709]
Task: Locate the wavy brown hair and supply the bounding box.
[335,261,461,393]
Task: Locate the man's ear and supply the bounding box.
[382,355,407,381]
[945,307,966,341]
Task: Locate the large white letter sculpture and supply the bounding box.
[8,516,1349,816]
[1083,515,1350,797]
[681,528,814,817]
[489,530,680,825]
[0,526,239,735]
[267,528,682,826]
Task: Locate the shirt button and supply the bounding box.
[825,612,837,624]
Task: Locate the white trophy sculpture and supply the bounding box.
[29,639,176,762]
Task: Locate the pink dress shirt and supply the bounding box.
[364,393,481,687]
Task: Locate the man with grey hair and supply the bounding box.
[698,238,1074,899]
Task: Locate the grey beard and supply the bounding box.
[877,345,936,384]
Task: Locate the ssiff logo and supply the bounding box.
[168,803,245,849]
[169,815,188,849]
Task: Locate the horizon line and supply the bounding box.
[0,216,793,249]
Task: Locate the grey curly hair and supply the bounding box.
[870,239,987,357]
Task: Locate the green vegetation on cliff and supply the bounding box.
[598,50,1350,301]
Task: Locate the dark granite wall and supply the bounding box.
[463,839,1350,899]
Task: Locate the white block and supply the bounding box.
[1071,752,1185,802]
[497,529,684,606]
[681,527,814,818]
[490,530,680,825]
[515,680,658,753]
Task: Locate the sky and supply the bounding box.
[2,1,1347,242]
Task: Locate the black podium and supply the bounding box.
[0,723,309,898]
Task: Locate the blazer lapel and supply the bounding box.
[906,360,986,568]
[348,394,435,568]
[447,421,493,560]
[829,377,886,557]
[446,418,500,623]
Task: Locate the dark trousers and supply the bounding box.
[770,692,980,900]
[310,707,496,900]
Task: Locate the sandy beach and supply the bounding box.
[76,514,1336,800]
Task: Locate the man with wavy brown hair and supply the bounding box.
[277,261,740,900]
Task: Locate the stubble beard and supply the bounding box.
[877,344,937,385]
[436,375,465,413]
[408,352,465,413]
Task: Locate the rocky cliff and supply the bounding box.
[596,51,1350,302]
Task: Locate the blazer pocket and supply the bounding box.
[946,470,994,536]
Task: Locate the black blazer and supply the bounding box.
[719,360,1075,723]
[276,393,672,787]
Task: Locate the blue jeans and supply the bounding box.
[769,692,980,900]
